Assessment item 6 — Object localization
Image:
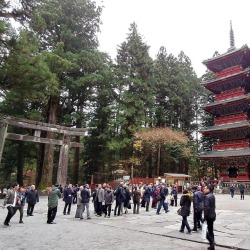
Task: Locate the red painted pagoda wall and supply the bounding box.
[201,48,250,182]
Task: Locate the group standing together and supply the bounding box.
[178,183,216,250]
[2,183,39,226]
[3,180,247,250]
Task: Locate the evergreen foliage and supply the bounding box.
[0,1,208,187]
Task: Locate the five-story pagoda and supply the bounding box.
[200,22,250,181]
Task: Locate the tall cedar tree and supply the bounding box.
[25,0,102,188]
[109,23,155,165]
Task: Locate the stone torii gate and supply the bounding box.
[0,116,88,187]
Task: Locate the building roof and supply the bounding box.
[200,120,250,133]
[200,148,250,158]
[202,45,250,72]
[202,68,250,89]
[202,93,250,109]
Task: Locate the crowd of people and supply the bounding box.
[2,183,39,226]
[2,179,246,250]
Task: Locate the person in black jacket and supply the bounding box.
[192,185,204,231]
[239,182,245,200]
[80,184,91,220]
[179,189,192,234]
[156,184,168,215]
[203,184,216,250]
[63,184,73,215]
[26,185,39,216]
[229,184,235,198]
[114,183,124,216]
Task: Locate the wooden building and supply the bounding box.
[200,22,250,181]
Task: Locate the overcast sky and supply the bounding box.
[96,0,250,77]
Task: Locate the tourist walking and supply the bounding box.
[3,183,19,226]
[47,185,61,224]
[179,189,192,234]
[144,184,152,212]
[152,186,159,209]
[239,182,245,200]
[26,184,39,216]
[203,184,216,250]
[17,186,26,223]
[156,184,168,214]
[192,185,204,231]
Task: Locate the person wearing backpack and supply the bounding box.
[170,186,178,206]
[156,184,168,214]
[192,185,204,231]
[132,186,141,214]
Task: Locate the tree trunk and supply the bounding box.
[157,143,161,176]
[0,119,8,165]
[180,106,183,131]
[72,110,82,185]
[72,136,80,185]
[36,143,45,187]
[17,141,24,186]
[39,96,58,189]
[147,154,153,178]
[57,134,70,187]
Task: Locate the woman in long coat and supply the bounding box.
[75,186,83,218]
[123,186,131,214]
[179,189,191,234]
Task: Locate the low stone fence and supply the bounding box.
[191,181,250,195]
[221,181,250,195]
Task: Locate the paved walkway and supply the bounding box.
[0,193,249,250]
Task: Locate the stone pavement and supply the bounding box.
[0,193,249,250]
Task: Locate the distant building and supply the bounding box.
[200,22,250,181]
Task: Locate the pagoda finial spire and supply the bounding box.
[228,20,236,52]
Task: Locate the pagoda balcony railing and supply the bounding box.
[214,87,244,102]
[213,139,249,150]
[214,113,247,125]
[215,65,243,79]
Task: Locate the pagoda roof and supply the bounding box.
[200,120,250,133]
[202,45,250,73]
[200,148,250,159]
[202,68,250,92]
[202,93,250,110]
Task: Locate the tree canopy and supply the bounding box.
[0,0,207,187]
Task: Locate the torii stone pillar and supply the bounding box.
[56,133,70,187]
[0,119,8,165]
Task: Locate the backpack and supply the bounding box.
[157,193,162,201]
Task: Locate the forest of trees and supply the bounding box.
[0,0,214,188]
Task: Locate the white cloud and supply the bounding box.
[96,0,250,77]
